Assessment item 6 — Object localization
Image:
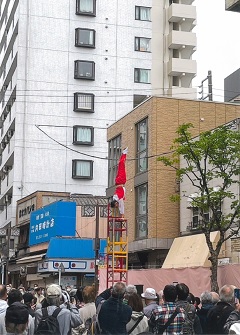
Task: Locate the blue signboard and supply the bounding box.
[29,201,76,246]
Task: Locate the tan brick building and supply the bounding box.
[107,96,240,269]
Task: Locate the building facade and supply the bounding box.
[0,0,197,232]
[107,96,240,269]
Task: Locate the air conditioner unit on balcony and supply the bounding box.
[1,114,6,121]
[2,166,8,174]
[4,137,8,144]
[5,194,11,203]
[6,105,11,113]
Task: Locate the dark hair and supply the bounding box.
[176,283,189,301]
[23,293,34,304]
[8,289,23,306]
[0,285,7,299]
[76,287,85,303]
[195,297,200,305]
[163,285,177,302]
[110,200,118,208]
[187,292,195,304]
[127,293,143,312]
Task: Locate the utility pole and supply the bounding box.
[198,70,213,101]
[94,202,100,292]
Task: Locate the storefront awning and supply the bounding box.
[162,231,219,268]
[16,253,46,264]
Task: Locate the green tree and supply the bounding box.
[158,122,240,292]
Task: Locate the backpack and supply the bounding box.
[182,303,195,335]
[34,307,61,335]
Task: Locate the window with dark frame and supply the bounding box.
[108,135,122,187]
[74,60,95,80]
[136,118,148,173]
[76,0,96,16]
[81,205,95,217]
[135,37,151,52]
[75,28,96,48]
[72,160,93,179]
[74,93,94,112]
[136,183,148,239]
[134,68,151,84]
[73,125,94,145]
[135,6,151,21]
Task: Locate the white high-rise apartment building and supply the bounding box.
[0,0,196,229]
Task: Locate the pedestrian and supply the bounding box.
[0,285,8,314]
[141,288,159,319]
[98,282,132,334]
[149,284,185,334]
[206,285,235,334]
[175,283,202,334]
[197,291,214,334]
[5,301,29,335]
[23,293,35,317]
[34,284,81,335]
[126,292,149,335]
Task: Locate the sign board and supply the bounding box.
[38,259,95,273]
[29,201,76,246]
[18,197,37,225]
[218,258,230,266]
[231,238,240,252]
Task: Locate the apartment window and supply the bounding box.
[73,125,94,145]
[135,6,151,21]
[136,118,148,173]
[135,37,151,52]
[72,160,93,179]
[133,95,147,108]
[74,60,95,80]
[108,135,121,187]
[134,68,151,84]
[74,93,94,112]
[192,207,209,228]
[136,184,148,239]
[76,0,96,16]
[75,28,96,48]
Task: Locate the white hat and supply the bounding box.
[46,284,62,297]
[141,288,157,299]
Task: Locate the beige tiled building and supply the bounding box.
[107,96,240,269]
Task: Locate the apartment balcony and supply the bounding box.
[167,58,196,77]
[167,30,196,50]
[225,0,240,12]
[168,3,196,25]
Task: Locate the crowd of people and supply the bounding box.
[0,281,240,334]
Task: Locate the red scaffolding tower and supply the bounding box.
[106,211,128,288]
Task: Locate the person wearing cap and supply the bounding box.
[141,288,159,319]
[0,289,34,335]
[34,284,81,335]
[5,301,29,334]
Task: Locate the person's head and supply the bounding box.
[124,284,137,302]
[0,284,7,300]
[82,286,96,304]
[187,292,195,304]
[127,292,143,312]
[5,302,29,334]
[18,286,25,295]
[23,293,34,306]
[8,289,23,306]
[195,297,201,307]
[35,287,41,296]
[46,284,62,307]
[110,199,118,209]
[163,285,177,303]
[76,286,85,303]
[176,283,189,301]
[141,288,157,304]
[111,282,126,299]
[210,291,220,304]
[6,284,11,293]
[219,285,235,304]
[200,291,212,305]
